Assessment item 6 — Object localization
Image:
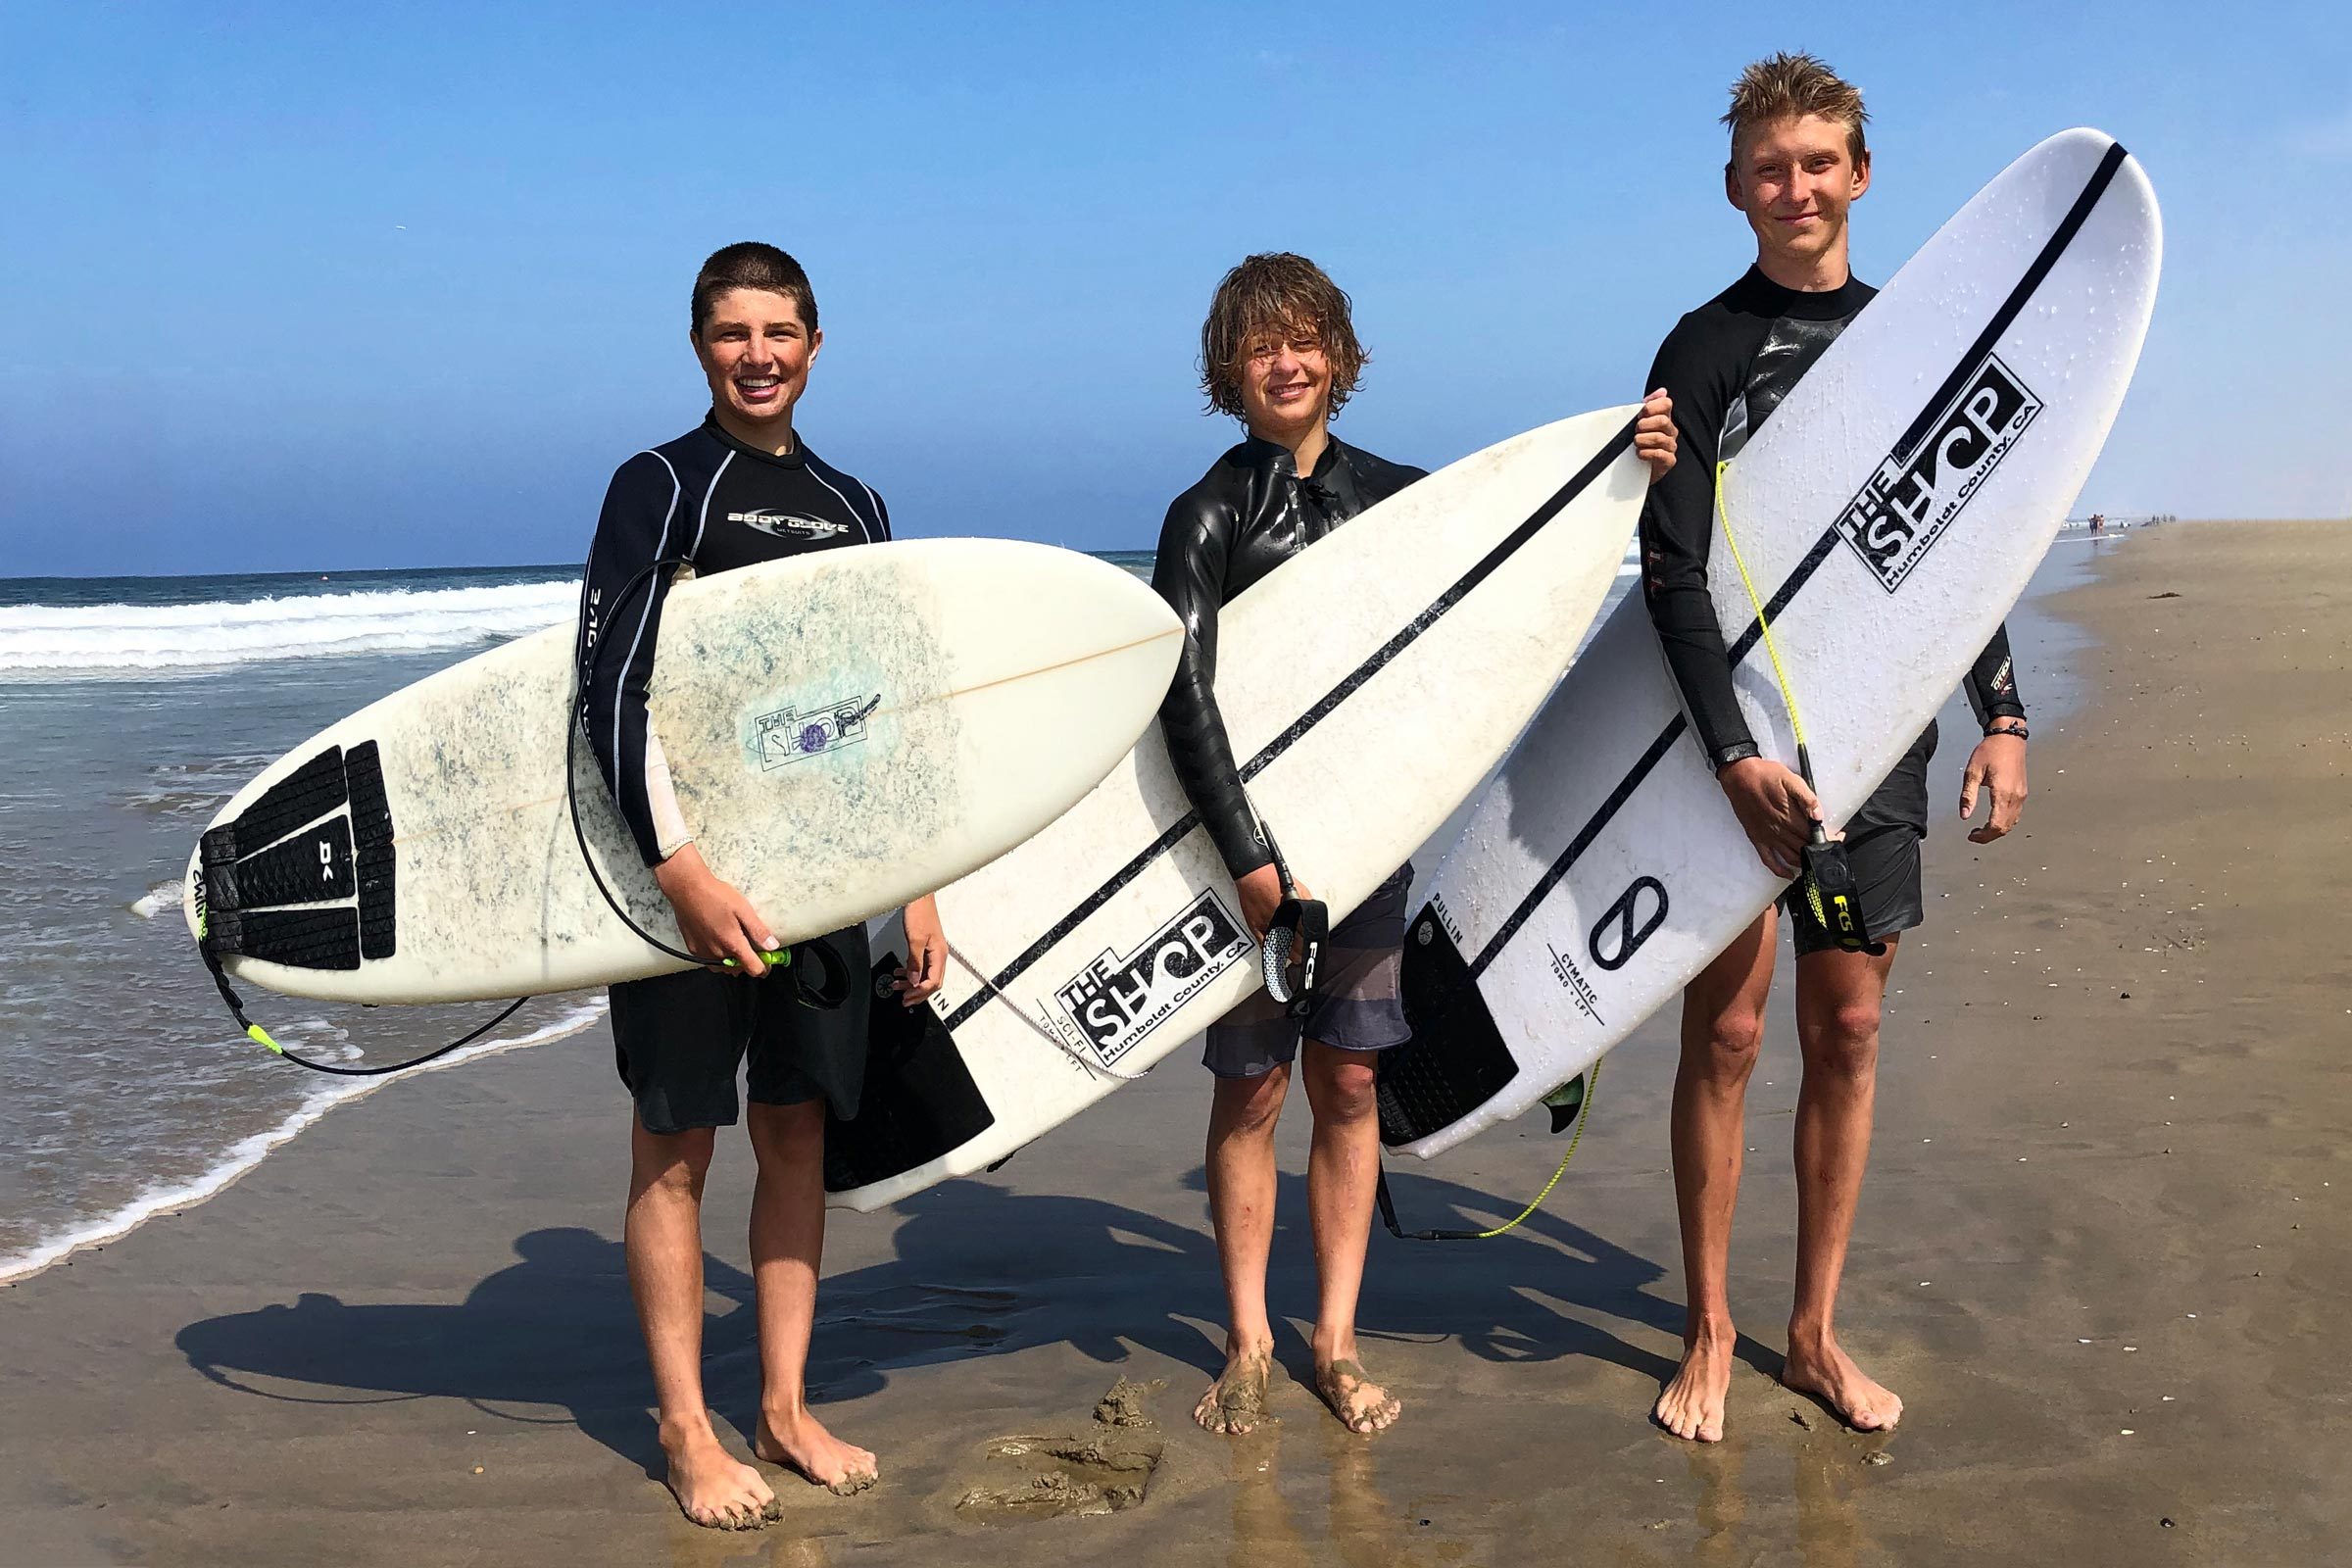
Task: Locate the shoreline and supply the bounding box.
[0,1000,609,1287]
[2,519,2345,1565]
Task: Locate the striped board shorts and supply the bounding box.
[1202,863,1414,1078]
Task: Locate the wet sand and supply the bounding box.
[4,519,2347,1566]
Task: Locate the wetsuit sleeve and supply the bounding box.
[1637,327,1757,768]
[871,490,893,542]
[576,451,690,866]
[1963,622,2028,727]
[1151,491,1271,880]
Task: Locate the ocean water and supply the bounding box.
[0,553,1171,1282]
[0,524,2122,1282]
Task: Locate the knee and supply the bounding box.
[1306,1055,1380,1126]
[633,1127,715,1200]
[1216,1070,1290,1141]
[1689,1011,1765,1082]
[748,1101,824,1169]
[1805,1003,1882,1077]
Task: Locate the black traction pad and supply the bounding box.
[824,958,998,1194]
[201,741,397,969]
[208,906,363,970]
[213,816,354,911]
[1376,907,1522,1148]
[201,746,348,867]
[345,741,398,960]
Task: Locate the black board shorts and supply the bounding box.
[1785,720,1936,956]
[610,923,871,1134]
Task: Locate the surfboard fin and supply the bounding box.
[1542,1075,1587,1136]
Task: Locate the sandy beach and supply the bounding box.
[3,518,2346,1567]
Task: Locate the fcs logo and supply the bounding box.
[729,510,849,541]
[1836,353,2043,593]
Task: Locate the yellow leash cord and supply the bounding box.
[1376,1063,1599,1242]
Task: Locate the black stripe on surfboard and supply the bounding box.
[941,417,1639,1035]
[1466,139,2130,979]
[1242,423,1638,784]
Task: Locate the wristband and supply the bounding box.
[1984,721,2029,741]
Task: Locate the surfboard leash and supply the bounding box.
[943,940,1154,1083]
[1712,463,1881,956]
[1376,1063,1598,1242]
[193,929,531,1077]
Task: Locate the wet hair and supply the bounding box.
[1198,253,1368,421]
[690,242,818,338]
[1722,52,1869,174]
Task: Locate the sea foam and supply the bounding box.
[0,579,579,675]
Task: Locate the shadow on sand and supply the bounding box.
[175,1161,1748,1475]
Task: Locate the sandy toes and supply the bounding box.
[1195,1348,1277,1436]
[757,1410,880,1496]
[1315,1357,1401,1436]
[662,1424,781,1530]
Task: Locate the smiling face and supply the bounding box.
[1237,322,1335,447]
[692,287,822,442]
[1726,112,1870,285]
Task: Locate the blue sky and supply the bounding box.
[4,1,2347,576]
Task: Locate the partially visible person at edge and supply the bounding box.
[1152,253,1679,1438]
[574,242,947,1527]
[1637,54,2032,1444]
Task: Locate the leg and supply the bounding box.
[1654,906,1778,1443]
[1783,938,1905,1431]
[1298,1041,1400,1435]
[1197,1062,1290,1434]
[626,1118,779,1529]
[745,1099,878,1494]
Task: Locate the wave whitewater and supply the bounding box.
[0,578,580,675]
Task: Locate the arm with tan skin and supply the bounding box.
[1958,624,2030,842]
[894,894,947,1006]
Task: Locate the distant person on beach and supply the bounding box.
[574,243,947,1526]
[1153,254,1677,1438]
[1636,54,2033,1442]
[2090,513,2106,534]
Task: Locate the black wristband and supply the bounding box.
[1711,741,1762,773]
[1984,721,2029,741]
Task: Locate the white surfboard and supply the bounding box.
[183,539,1183,1004]
[825,410,1649,1209]
[1377,128,2161,1160]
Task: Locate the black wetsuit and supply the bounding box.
[1640,268,2028,947]
[1152,432,1428,1072]
[575,414,890,1129]
[577,414,890,866]
[1151,434,1427,878]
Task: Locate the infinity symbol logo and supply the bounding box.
[1589,876,1668,972]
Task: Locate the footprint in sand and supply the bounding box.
[953,1379,1168,1525]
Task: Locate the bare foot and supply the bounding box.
[1314,1356,1401,1436]
[1654,1323,1736,1443]
[1195,1345,1277,1436]
[1783,1333,1903,1433]
[757,1408,879,1496]
[661,1420,780,1530]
